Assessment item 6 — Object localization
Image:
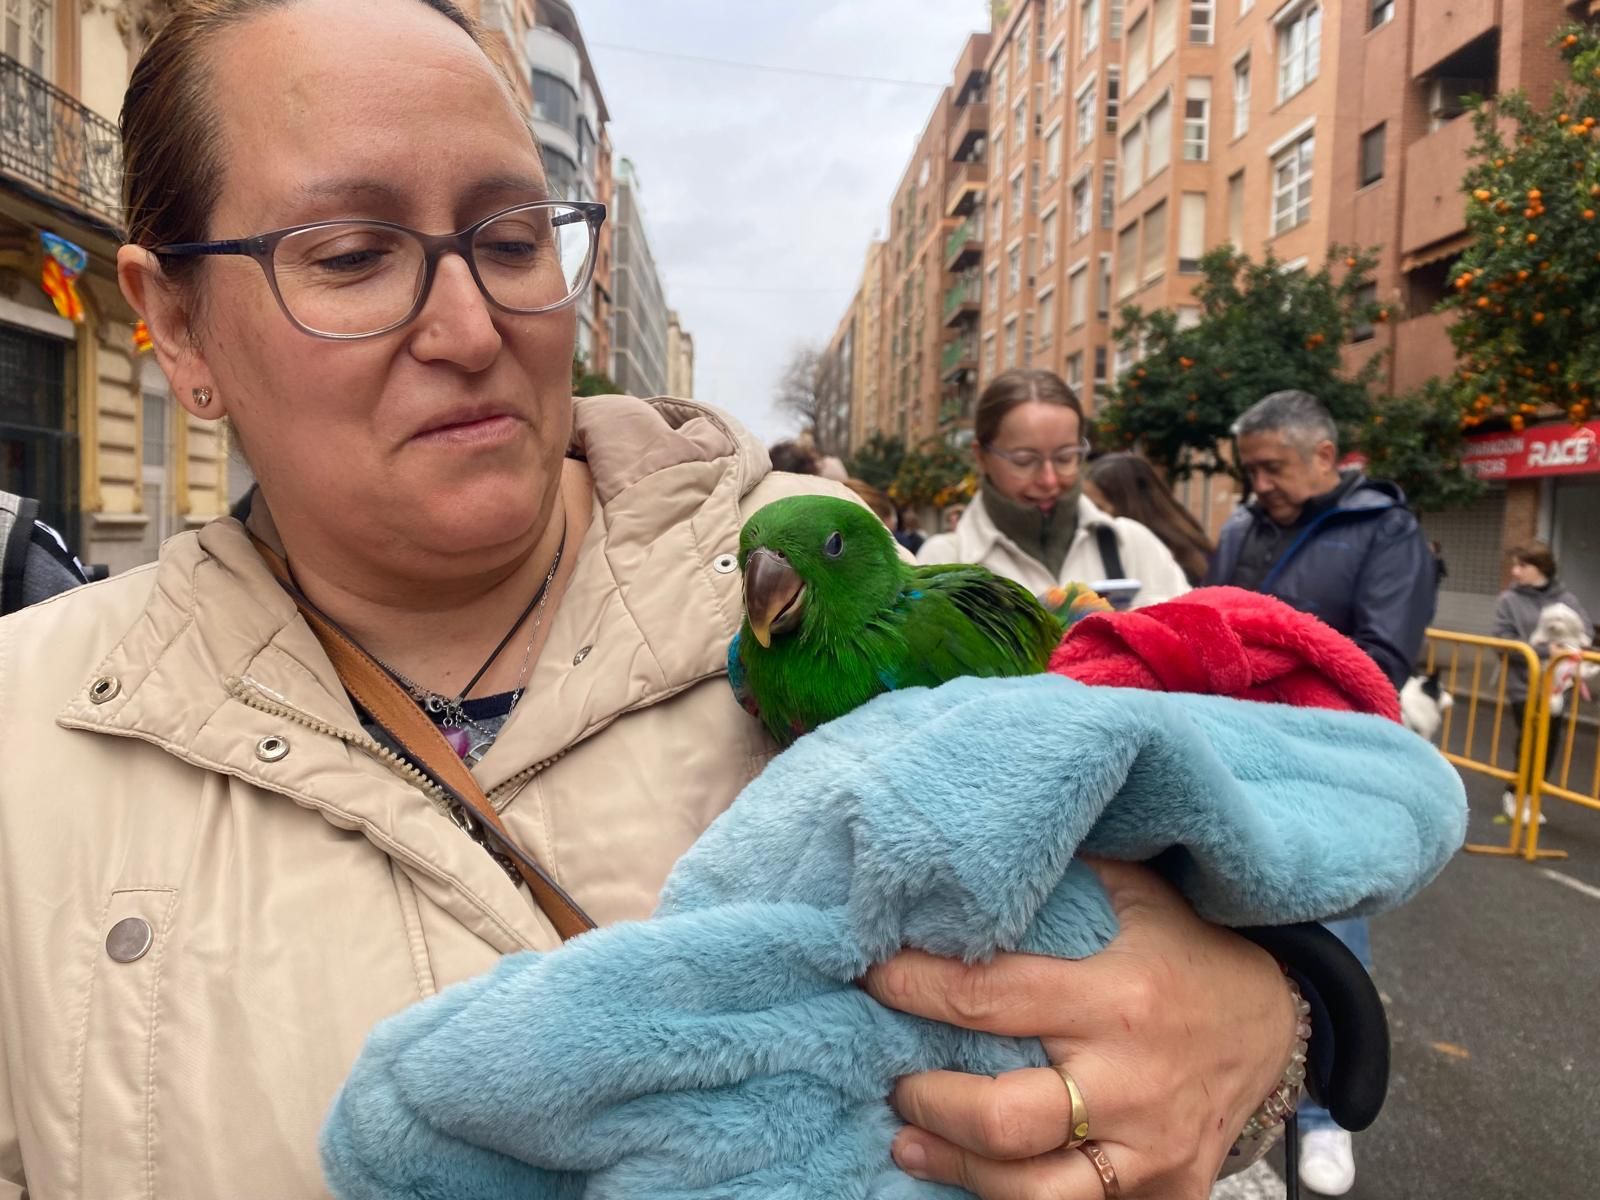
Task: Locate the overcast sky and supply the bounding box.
[578,1,991,445]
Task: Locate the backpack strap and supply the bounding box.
[1,493,40,618]
[1092,521,1124,581]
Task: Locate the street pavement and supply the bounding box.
[1216,758,1600,1200]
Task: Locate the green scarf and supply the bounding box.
[981,476,1081,578]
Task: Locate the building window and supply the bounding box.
[1039,290,1056,349]
[991,196,1003,241]
[995,62,1008,110]
[1066,351,1084,389]
[1359,122,1386,187]
[1190,0,1215,44]
[1126,14,1148,94]
[1152,0,1178,66]
[1241,0,1255,12]
[1008,244,1023,294]
[1004,317,1019,368]
[1014,97,1027,147]
[1227,170,1245,248]
[1011,171,1024,217]
[1142,199,1168,282]
[1024,312,1035,364]
[1018,20,1031,71]
[1047,124,1064,178]
[1109,0,1125,40]
[1076,80,1098,148]
[1097,252,1113,317]
[1101,160,1117,227]
[1178,192,1207,272]
[1370,0,1394,30]
[1095,345,1109,380]
[1272,130,1314,234]
[1184,78,1211,161]
[1351,282,1378,342]
[986,262,1000,309]
[1082,0,1100,55]
[1106,67,1121,132]
[5,0,53,76]
[1031,163,1041,213]
[1146,92,1172,179]
[1177,305,1202,330]
[1050,45,1066,97]
[1233,55,1251,138]
[1277,3,1322,102]
[1121,122,1145,198]
[1042,209,1059,264]
[1072,173,1092,240]
[1117,222,1139,297]
[983,333,997,378]
[0,323,74,537]
[1069,264,1089,327]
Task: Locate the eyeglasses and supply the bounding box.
[154,200,606,340]
[981,442,1092,474]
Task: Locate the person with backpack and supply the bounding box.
[0,490,88,616]
[915,369,1190,608]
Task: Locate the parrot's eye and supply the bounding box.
[824,531,844,558]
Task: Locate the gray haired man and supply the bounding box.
[1206,391,1436,1197]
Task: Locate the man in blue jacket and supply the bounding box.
[1206,389,1437,1197]
[1207,390,1437,689]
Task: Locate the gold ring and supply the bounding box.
[1077,1140,1121,1199]
[1051,1064,1090,1150]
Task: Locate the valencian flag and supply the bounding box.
[40,232,87,323]
[132,320,153,353]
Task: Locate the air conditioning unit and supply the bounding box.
[1427,77,1480,125]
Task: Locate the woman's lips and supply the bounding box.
[410,412,522,446]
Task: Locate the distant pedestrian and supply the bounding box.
[941,503,964,534]
[916,369,1189,608]
[894,508,925,555]
[1491,540,1593,825]
[769,440,819,476]
[1083,452,1214,586]
[1206,389,1437,1199]
[1430,539,1449,589]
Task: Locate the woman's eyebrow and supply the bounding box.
[287,175,550,216]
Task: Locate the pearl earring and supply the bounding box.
[192,387,212,408]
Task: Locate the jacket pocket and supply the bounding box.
[75,886,180,1200]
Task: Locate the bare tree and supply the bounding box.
[774,344,824,439]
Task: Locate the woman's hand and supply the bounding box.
[862,860,1295,1199]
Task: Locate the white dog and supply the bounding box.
[1533,602,1597,716]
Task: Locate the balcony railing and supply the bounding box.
[944,217,981,264]
[941,337,977,374]
[0,53,122,228]
[942,275,982,323]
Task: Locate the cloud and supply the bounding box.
[579,0,985,445]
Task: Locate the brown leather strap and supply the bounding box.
[250,536,595,941]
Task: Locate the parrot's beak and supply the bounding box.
[743,548,806,648]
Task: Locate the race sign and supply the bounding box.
[1462,420,1600,480]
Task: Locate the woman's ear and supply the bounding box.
[117,245,224,421]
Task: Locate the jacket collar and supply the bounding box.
[955,490,1114,565]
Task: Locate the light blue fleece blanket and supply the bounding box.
[321,675,1466,1200]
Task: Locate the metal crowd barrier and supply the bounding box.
[1419,630,1565,861]
[1524,647,1600,860]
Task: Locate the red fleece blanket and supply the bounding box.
[1048,586,1400,722]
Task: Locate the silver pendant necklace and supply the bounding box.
[375,531,566,746]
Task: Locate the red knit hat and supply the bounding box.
[1047,586,1401,721]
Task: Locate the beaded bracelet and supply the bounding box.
[1222,976,1313,1172]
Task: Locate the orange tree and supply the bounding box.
[1096,246,1385,479]
[889,436,973,511]
[1446,25,1600,433]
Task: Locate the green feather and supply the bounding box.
[731,496,1063,746]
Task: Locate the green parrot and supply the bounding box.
[727,494,1070,746]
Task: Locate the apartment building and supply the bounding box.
[847,240,887,451]
[667,309,695,399]
[0,2,235,574]
[608,158,671,397]
[525,0,614,374]
[837,0,1595,615]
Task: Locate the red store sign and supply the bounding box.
[1463,420,1600,481]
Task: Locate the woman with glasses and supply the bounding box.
[0,4,1302,1198]
[918,369,1190,608]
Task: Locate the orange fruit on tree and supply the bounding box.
[1473,188,1492,202]
[1564,33,1579,47]
[1517,269,1530,281]
[1527,232,1540,244]
[1529,188,1543,200]
[1586,210,1596,220]
[1559,113,1571,125]
[1533,311,1546,324]
[1511,415,1526,431]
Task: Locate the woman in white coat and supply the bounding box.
[918,369,1190,607]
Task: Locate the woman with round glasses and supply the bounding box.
[918,369,1190,608]
[0,4,1300,1198]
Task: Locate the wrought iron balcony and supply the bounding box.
[0,52,122,228]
